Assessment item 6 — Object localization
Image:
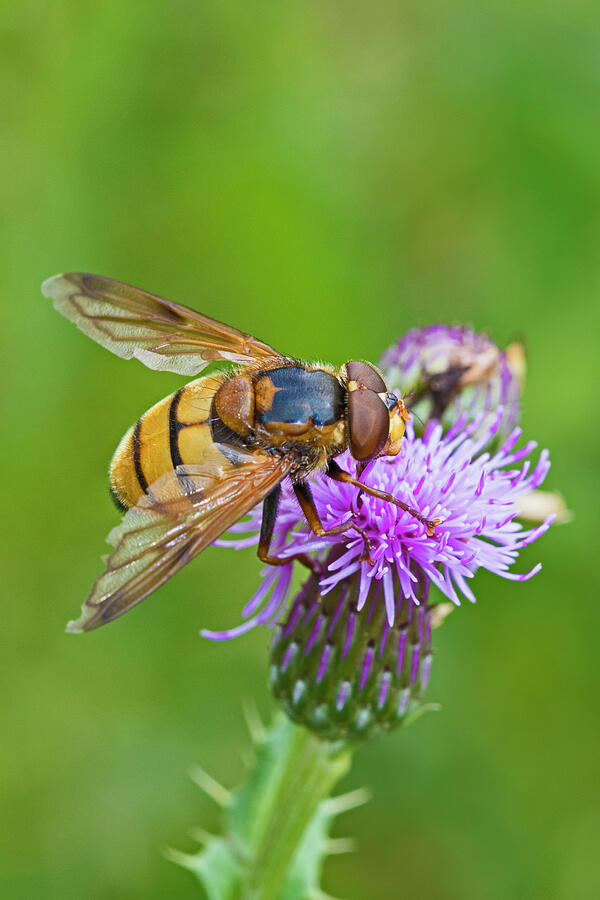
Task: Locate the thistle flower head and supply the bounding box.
[380,325,523,442]
[205,409,552,641]
[201,325,555,739]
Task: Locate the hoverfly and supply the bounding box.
[42,273,440,633]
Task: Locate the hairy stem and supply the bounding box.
[241,724,350,900]
[172,714,356,900]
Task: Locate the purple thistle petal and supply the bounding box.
[383,568,396,626]
[357,568,371,611]
[201,617,262,641]
[498,562,543,582]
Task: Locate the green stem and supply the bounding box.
[241,724,350,900]
[172,715,355,900]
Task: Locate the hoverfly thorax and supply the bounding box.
[343,360,409,461]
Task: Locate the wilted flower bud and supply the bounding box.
[270,556,436,741]
[380,326,523,442]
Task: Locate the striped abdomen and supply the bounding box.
[110,374,227,510]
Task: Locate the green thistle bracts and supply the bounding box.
[270,567,437,742]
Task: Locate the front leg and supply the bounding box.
[293,481,374,563]
[326,459,442,536]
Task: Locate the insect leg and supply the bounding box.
[293,481,374,564]
[326,459,441,536]
[257,485,318,572]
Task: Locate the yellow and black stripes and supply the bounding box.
[109,375,227,511]
[133,418,149,493]
[108,363,350,513]
[168,387,185,471]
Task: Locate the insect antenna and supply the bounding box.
[406,406,425,430]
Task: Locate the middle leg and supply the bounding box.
[257,484,318,572]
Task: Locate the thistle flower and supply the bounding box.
[205,410,553,641]
[201,325,554,738]
[380,325,523,441]
[177,326,559,897]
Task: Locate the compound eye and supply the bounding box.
[348,390,389,460]
[345,360,387,393]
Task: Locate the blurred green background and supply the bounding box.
[2,2,599,898]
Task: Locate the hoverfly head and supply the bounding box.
[343,360,407,462]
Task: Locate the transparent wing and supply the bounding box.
[67,445,292,632]
[42,272,283,375]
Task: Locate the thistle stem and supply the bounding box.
[241,723,351,900]
[175,714,354,900]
